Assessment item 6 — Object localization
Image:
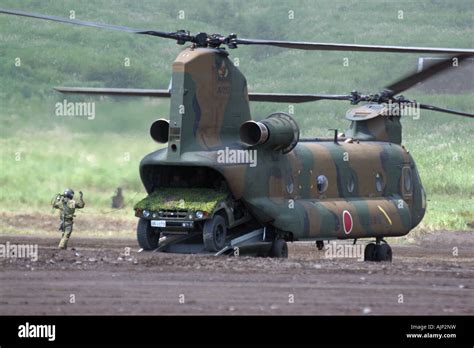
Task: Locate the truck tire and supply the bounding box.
[270,239,288,258]
[137,218,159,250]
[203,215,227,252]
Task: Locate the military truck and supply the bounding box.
[134,183,251,252]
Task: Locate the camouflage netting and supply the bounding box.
[134,188,229,212]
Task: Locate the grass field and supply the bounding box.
[0,0,473,232]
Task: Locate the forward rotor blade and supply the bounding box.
[0,8,175,39]
[384,54,473,96]
[3,8,474,54]
[418,103,474,118]
[54,87,171,97]
[247,93,351,103]
[236,38,474,55]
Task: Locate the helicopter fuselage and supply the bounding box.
[139,135,426,241]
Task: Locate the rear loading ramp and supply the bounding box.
[153,228,272,257]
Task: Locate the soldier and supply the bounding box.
[111,187,124,209]
[53,188,85,249]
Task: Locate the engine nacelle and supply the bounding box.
[150,119,170,143]
[239,112,299,153]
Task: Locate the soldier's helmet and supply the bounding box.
[64,188,74,199]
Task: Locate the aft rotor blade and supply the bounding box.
[0,8,175,39]
[248,93,351,103]
[54,87,171,97]
[236,38,474,55]
[55,87,353,103]
[384,54,473,96]
[419,103,474,118]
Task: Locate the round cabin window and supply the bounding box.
[317,175,328,193]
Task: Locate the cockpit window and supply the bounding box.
[403,167,412,192]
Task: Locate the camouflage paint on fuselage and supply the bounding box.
[167,47,250,159]
[240,140,424,240]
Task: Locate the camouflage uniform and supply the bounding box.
[53,192,85,249]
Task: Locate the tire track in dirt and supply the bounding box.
[0,231,473,315]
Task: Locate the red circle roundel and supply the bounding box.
[343,210,353,235]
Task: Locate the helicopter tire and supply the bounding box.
[270,239,288,258]
[316,240,324,251]
[203,214,227,252]
[375,243,392,262]
[137,218,159,251]
[364,243,377,261]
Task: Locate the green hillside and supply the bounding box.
[0,0,473,231]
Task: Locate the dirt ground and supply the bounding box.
[0,229,473,315]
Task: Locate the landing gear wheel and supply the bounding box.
[137,218,159,250]
[364,243,377,261]
[364,242,392,262]
[271,239,288,258]
[375,243,392,262]
[203,215,227,252]
[316,240,324,251]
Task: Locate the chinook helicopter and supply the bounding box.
[2,8,473,261]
